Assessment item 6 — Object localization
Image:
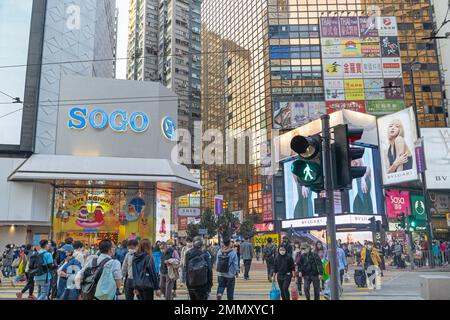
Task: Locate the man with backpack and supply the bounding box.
[77,239,122,300]
[30,240,55,300]
[216,238,239,300]
[263,237,277,282]
[299,243,323,300]
[185,236,213,300]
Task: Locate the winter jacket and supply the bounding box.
[274,254,295,279]
[122,249,136,280]
[361,247,381,268]
[299,251,323,277]
[184,248,213,291]
[239,241,253,260]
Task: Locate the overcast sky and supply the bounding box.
[116,0,130,79]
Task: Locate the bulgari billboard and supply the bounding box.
[56,76,177,159]
[422,128,450,190]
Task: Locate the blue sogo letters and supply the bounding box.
[68,107,149,133]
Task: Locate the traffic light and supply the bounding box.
[369,216,376,231]
[408,215,417,231]
[333,125,367,190]
[397,212,406,229]
[290,134,323,192]
[376,220,382,233]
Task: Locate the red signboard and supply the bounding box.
[326,101,366,113]
[254,223,275,233]
[262,194,273,222]
[385,190,411,219]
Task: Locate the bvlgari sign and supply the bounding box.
[422,128,450,189]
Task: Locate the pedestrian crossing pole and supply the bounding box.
[321,115,340,300]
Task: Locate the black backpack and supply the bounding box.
[216,251,230,273]
[264,245,276,263]
[80,257,111,300]
[28,252,49,276]
[187,253,209,287]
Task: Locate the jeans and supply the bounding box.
[266,262,275,280]
[14,273,26,283]
[217,276,236,300]
[277,275,292,300]
[21,273,34,296]
[296,275,302,293]
[304,275,320,300]
[188,289,209,300]
[124,278,135,300]
[160,274,175,300]
[243,259,252,279]
[35,280,50,300]
[2,265,12,278]
[136,288,154,300]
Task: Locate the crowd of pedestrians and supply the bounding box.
[1,235,449,300]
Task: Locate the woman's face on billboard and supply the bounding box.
[388,122,401,139]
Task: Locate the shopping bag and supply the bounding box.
[344,272,351,283]
[269,281,281,300]
[290,285,299,300]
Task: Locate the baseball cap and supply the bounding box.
[58,244,74,253]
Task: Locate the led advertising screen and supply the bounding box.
[377,107,419,185]
[348,147,378,214]
[156,190,171,242]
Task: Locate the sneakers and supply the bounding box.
[11,280,17,287]
[216,293,222,300]
[16,292,23,299]
[28,295,36,300]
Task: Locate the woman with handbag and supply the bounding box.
[132,239,160,300]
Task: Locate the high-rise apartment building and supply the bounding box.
[127,0,201,144]
[201,0,446,220]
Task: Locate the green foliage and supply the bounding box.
[238,218,256,239]
[217,209,240,240]
[199,207,217,238]
[187,223,200,238]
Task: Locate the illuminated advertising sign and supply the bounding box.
[385,190,411,219]
[281,214,382,229]
[254,223,275,232]
[326,101,366,113]
[156,190,171,242]
[429,192,450,217]
[377,108,419,185]
[422,128,450,189]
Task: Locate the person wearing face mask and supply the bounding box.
[273,245,295,300]
[299,243,323,300]
[361,241,381,290]
[121,239,139,300]
[56,244,82,300]
[293,242,302,296]
[180,237,194,287]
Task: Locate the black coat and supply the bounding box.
[299,252,323,277]
[274,254,295,279]
[184,248,213,291]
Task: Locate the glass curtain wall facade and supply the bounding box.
[201,0,445,219]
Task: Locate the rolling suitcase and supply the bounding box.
[354,269,366,288]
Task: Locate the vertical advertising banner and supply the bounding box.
[156,190,171,242]
[320,16,405,115]
[214,195,224,216]
[385,190,411,219]
[410,194,427,225]
[377,108,419,185]
[422,128,450,189]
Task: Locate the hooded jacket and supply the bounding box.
[132,252,159,289]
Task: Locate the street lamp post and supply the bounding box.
[409,62,435,268]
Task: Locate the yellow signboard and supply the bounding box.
[178,197,190,207]
[344,79,365,100]
[253,234,280,248]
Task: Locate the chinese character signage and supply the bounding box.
[320,16,405,115]
[385,190,411,219]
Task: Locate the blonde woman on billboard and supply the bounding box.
[385,119,413,173]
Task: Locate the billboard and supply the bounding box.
[385,190,411,219]
[272,101,326,129]
[429,192,450,217]
[320,16,405,115]
[422,128,450,189]
[377,108,419,185]
[156,190,171,242]
[348,147,378,214]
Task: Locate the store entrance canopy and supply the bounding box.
[8,154,201,197]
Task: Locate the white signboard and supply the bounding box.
[378,16,398,36]
[382,57,402,78]
[422,128,450,189]
[321,38,342,58]
[362,58,383,78]
[377,108,419,185]
[281,214,382,229]
[178,207,201,217]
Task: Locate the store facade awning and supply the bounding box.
[8,154,201,197]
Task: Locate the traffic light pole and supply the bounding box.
[410,68,434,268]
[321,115,340,300]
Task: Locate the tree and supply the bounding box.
[217,209,240,240]
[237,212,260,239]
[199,207,217,238]
[187,223,200,238]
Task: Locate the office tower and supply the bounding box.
[201,0,445,220]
